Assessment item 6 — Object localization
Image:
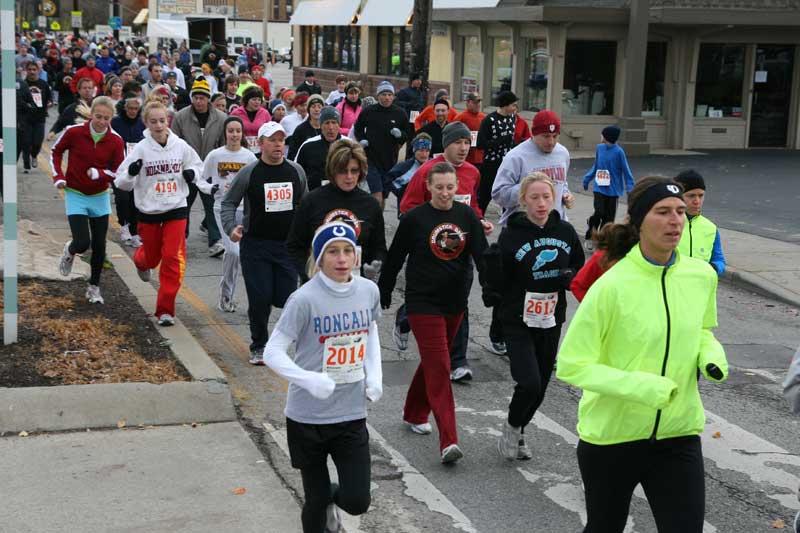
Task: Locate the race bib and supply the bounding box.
[264,182,293,212]
[245,135,259,152]
[351,245,362,277]
[595,169,611,187]
[154,176,180,201]
[470,131,478,147]
[454,194,471,205]
[409,110,420,123]
[523,292,558,329]
[323,331,367,384]
[31,89,43,108]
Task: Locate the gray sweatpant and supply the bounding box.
[213,206,243,302]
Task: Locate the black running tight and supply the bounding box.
[68,215,109,286]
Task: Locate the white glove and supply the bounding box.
[87,168,100,180]
[390,128,402,139]
[306,372,336,400]
[359,139,369,148]
[362,260,382,282]
[365,381,382,402]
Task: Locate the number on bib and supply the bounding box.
[470,131,478,147]
[153,176,180,201]
[595,169,611,187]
[523,292,558,329]
[454,194,471,206]
[264,182,293,212]
[323,331,367,384]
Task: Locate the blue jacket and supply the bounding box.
[582,143,635,198]
[95,56,118,75]
[111,113,145,147]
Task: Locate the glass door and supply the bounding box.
[749,45,794,147]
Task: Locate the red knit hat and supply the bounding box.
[532,110,561,135]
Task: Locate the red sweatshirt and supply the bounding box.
[453,109,485,165]
[70,65,105,94]
[399,155,484,218]
[50,122,124,195]
[514,114,531,145]
[414,105,458,130]
[570,250,608,302]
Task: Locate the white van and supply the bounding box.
[227,29,256,56]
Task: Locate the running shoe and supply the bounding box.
[199,223,208,235]
[85,284,104,304]
[31,159,38,169]
[129,235,143,248]
[497,421,521,461]
[218,295,237,313]
[450,366,473,382]
[392,324,409,351]
[404,421,433,435]
[119,224,132,243]
[157,314,175,326]
[441,444,464,464]
[249,348,266,366]
[59,241,74,276]
[22,168,30,174]
[137,267,151,282]
[517,437,533,460]
[325,502,342,533]
[208,241,225,258]
[488,341,507,356]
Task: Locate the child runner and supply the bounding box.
[264,221,382,533]
[673,170,726,276]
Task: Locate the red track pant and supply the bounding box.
[134,219,187,317]
[404,312,464,452]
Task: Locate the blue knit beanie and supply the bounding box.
[312,222,358,266]
[376,81,395,95]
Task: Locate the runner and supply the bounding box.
[481,172,584,460]
[569,223,629,302]
[48,77,95,139]
[220,122,308,364]
[475,90,518,213]
[581,125,635,251]
[52,96,125,304]
[386,132,432,212]
[556,176,728,533]
[19,61,51,174]
[288,94,325,160]
[197,116,257,313]
[110,93,146,247]
[229,85,271,153]
[416,98,450,156]
[378,161,489,463]
[452,92,484,171]
[263,221,381,533]
[673,170,726,276]
[115,101,204,326]
[294,106,343,191]
[286,139,386,284]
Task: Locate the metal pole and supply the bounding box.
[113,0,120,41]
[411,0,433,103]
[1,0,18,344]
[261,0,269,60]
[72,0,80,40]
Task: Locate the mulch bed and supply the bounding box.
[0,269,190,387]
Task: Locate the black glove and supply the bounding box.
[380,290,391,310]
[558,268,576,290]
[706,363,723,380]
[128,159,143,176]
[182,169,195,184]
[482,288,502,308]
[210,184,220,196]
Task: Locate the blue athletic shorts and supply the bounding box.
[65,188,111,218]
[366,165,388,195]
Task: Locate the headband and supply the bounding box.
[312,222,358,266]
[629,182,684,229]
[412,137,432,152]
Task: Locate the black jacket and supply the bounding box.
[353,103,409,172]
[294,134,340,191]
[418,120,445,156]
[24,78,52,122]
[295,81,322,96]
[54,70,76,112]
[50,99,90,135]
[287,120,321,161]
[172,86,191,111]
[396,86,424,114]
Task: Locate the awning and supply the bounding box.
[132,8,148,25]
[357,0,413,26]
[289,0,361,26]
[433,0,499,7]
[147,19,189,40]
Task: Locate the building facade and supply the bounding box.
[290,0,800,152]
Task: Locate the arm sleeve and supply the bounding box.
[377,217,411,299]
[783,350,800,416]
[570,251,604,303]
[470,169,484,219]
[96,138,125,183]
[697,274,728,382]
[413,107,428,130]
[353,108,367,141]
[582,150,598,189]
[114,143,140,191]
[491,156,521,210]
[367,203,388,264]
[398,166,427,214]
[50,106,71,134]
[182,144,204,181]
[196,152,216,195]
[568,228,586,274]
[709,230,726,276]
[556,288,679,410]
[621,151,636,193]
[49,128,70,183]
[263,329,335,400]
[220,164,251,237]
[364,321,383,402]
[470,210,489,265]
[285,197,313,281]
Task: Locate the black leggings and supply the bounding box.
[286,418,371,533]
[506,323,561,430]
[68,215,109,286]
[478,159,502,214]
[578,435,705,533]
[586,192,619,240]
[111,183,138,235]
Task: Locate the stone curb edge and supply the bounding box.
[721,267,800,310]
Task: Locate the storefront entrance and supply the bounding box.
[749,45,794,147]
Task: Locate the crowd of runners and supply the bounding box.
[14,29,800,533]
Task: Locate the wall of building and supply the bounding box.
[429,32,452,84]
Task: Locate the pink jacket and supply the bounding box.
[230,106,272,152]
[336,99,362,136]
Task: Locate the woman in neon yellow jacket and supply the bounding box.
[556,176,728,533]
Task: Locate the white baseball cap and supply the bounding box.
[257,121,286,139]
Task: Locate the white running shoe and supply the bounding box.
[450,366,473,382]
[392,324,409,351]
[404,421,433,435]
[137,267,151,282]
[441,444,464,464]
[59,241,75,277]
[218,295,237,313]
[129,235,143,248]
[208,241,225,258]
[85,284,104,304]
[325,502,342,532]
[249,349,266,366]
[158,314,175,326]
[497,421,521,460]
[119,224,132,243]
[488,341,507,356]
[31,159,38,169]
[517,437,533,460]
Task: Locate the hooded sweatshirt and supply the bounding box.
[230,105,272,152]
[581,142,635,198]
[50,121,125,194]
[336,98,362,136]
[114,129,204,221]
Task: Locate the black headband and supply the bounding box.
[628,182,684,228]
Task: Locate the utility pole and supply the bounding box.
[261,0,270,61]
[2,0,19,344]
[72,0,80,40]
[112,0,120,41]
[410,0,433,104]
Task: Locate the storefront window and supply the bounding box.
[563,40,616,116]
[376,27,412,76]
[524,39,548,112]
[301,26,360,72]
[461,36,482,99]
[491,37,513,102]
[694,43,745,117]
[642,42,667,116]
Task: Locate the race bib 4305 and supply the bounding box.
[264,182,293,212]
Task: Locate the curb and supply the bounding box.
[721,267,800,310]
[0,242,236,434]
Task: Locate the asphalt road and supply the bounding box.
[165,197,800,533]
[568,149,800,244]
